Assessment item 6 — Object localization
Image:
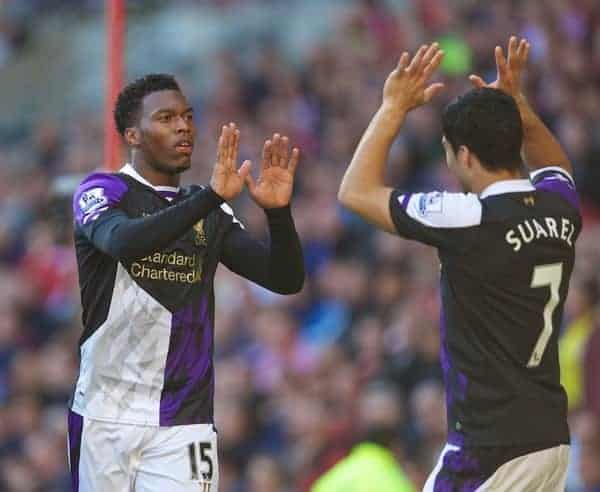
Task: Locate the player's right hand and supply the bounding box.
[210,122,252,201]
[469,36,530,98]
[381,42,445,114]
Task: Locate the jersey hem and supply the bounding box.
[448,435,571,449]
[69,405,214,428]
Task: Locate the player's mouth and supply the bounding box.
[174,140,194,155]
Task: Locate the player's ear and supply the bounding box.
[458,145,471,168]
[124,127,141,147]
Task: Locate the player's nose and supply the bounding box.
[174,115,192,134]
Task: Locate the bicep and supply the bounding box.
[389,189,482,249]
[77,208,134,257]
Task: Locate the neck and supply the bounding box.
[130,150,180,187]
[471,168,523,195]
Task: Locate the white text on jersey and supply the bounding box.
[505,217,575,252]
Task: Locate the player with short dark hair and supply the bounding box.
[441,88,523,172]
[114,73,181,137]
[68,73,304,491]
[338,38,578,491]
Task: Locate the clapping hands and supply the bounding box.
[209,123,300,208]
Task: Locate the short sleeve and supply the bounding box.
[530,166,579,212]
[389,189,482,249]
[73,173,128,226]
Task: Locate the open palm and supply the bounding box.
[246,134,300,209]
[469,36,530,97]
[382,43,445,113]
[210,123,251,201]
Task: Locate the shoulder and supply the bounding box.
[74,172,129,202]
[396,190,482,228]
[530,166,575,187]
[73,172,129,225]
[530,166,579,211]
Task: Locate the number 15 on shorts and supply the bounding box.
[188,441,213,491]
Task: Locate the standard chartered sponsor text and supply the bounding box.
[131,252,202,283]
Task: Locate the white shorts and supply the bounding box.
[424,442,569,491]
[67,410,218,492]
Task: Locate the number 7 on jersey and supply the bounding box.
[527,263,563,368]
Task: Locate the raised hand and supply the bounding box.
[245,133,300,209]
[469,36,530,97]
[210,123,252,201]
[382,42,445,114]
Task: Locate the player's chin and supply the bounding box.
[170,156,192,173]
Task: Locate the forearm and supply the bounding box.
[338,105,404,232]
[87,187,224,260]
[263,206,304,293]
[221,206,304,294]
[516,94,572,175]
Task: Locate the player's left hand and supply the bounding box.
[382,43,445,115]
[469,36,530,98]
[246,133,300,209]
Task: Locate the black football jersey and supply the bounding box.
[71,165,242,426]
[389,166,580,448]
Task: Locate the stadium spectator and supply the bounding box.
[561,277,599,410]
[311,382,416,492]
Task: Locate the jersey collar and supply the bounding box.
[119,163,180,193]
[479,179,534,199]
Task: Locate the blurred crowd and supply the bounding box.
[1,0,599,491]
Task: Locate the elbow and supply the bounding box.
[282,273,305,295]
[103,235,145,261]
[338,185,363,215]
[270,268,305,295]
[288,272,305,294]
[337,182,354,209]
[338,174,370,212]
[106,242,137,261]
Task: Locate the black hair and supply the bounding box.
[442,87,523,171]
[113,73,181,136]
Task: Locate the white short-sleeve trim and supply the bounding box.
[479,179,535,199]
[404,192,482,228]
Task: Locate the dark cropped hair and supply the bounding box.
[113,73,181,136]
[442,87,523,171]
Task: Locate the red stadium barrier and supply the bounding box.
[104,0,125,171]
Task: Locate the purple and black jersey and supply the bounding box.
[70,164,303,427]
[389,166,580,450]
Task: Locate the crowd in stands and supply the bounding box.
[0,1,599,490]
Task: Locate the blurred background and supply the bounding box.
[0,0,599,491]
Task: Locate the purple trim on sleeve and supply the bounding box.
[67,409,83,491]
[73,173,129,225]
[534,178,580,211]
[401,192,412,210]
[532,168,574,186]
